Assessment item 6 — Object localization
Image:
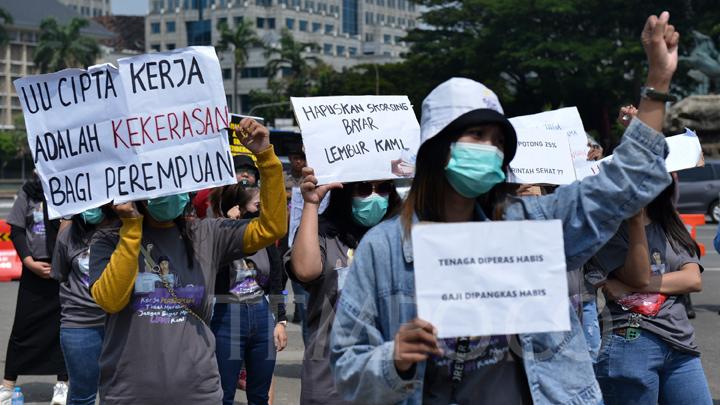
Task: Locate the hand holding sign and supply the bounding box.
[300,167,343,206]
[393,318,443,373]
[113,202,141,219]
[236,118,270,155]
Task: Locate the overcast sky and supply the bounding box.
[112,0,149,15]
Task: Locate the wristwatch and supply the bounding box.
[640,86,678,103]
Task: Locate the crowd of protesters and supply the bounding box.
[0,11,715,405]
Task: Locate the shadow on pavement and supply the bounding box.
[16,382,54,402]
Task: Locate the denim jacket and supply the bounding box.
[329,119,671,405]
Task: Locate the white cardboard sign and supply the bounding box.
[14,46,234,219]
[291,96,420,184]
[665,128,704,172]
[508,107,587,185]
[412,220,570,338]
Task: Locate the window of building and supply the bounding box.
[234,16,244,25]
[342,0,358,35]
[292,0,301,6]
[256,17,265,28]
[394,36,402,44]
[222,68,232,79]
[317,2,327,11]
[151,44,161,52]
[383,51,391,56]
[151,22,161,34]
[277,0,288,5]
[217,17,227,27]
[166,21,176,32]
[388,0,395,7]
[312,22,322,32]
[336,45,345,56]
[324,24,334,34]
[365,33,374,42]
[255,0,272,6]
[365,12,373,25]
[376,0,384,6]
[167,43,176,50]
[383,34,391,44]
[349,46,357,55]
[286,18,295,30]
[241,67,268,78]
[378,14,384,23]
[268,18,276,29]
[299,20,308,31]
[323,43,333,55]
[305,0,314,11]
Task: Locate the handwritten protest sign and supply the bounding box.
[412,220,570,338]
[14,47,234,219]
[291,96,420,184]
[508,107,587,185]
[665,128,704,172]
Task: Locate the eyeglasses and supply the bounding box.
[355,182,393,197]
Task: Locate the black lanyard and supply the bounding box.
[449,336,471,404]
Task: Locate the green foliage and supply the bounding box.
[216,19,262,111]
[33,17,100,73]
[0,7,13,46]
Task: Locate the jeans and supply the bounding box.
[211,300,276,405]
[582,299,601,362]
[59,326,104,405]
[595,330,712,405]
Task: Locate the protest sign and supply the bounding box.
[291,96,420,184]
[14,46,234,219]
[508,107,587,185]
[228,114,265,160]
[288,187,330,247]
[412,220,570,338]
[665,128,704,172]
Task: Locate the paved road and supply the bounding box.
[0,226,718,404]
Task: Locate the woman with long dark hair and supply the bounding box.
[591,179,712,405]
[329,13,683,404]
[1,174,68,405]
[209,182,288,405]
[287,174,401,404]
[87,118,287,404]
[51,207,117,405]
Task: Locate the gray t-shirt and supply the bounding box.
[286,234,352,405]
[423,336,532,404]
[591,222,702,355]
[89,218,248,405]
[225,249,271,303]
[6,189,48,259]
[51,225,106,328]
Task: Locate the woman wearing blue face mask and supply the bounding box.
[87,118,288,405]
[330,12,682,405]
[285,171,401,405]
[51,207,117,405]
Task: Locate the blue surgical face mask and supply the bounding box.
[81,208,105,225]
[445,142,506,198]
[146,193,190,222]
[351,193,389,227]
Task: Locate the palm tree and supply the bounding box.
[33,17,100,73]
[264,29,321,97]
[0,7,13,47]
[216,20,262,112]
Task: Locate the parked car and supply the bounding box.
[676,160,720,223]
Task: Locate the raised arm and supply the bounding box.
[508,12,680,269]
[238,119,288,253]
[289,167,342,283]
[90,203,142,314]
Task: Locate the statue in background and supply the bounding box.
[680,30,720,94]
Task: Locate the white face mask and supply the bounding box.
[77,253,90,275]
[32,209,44,224]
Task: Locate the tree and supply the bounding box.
[360,0,720,147]
[215,19,262,112]
[0,7,13,47]
[33,17,100,73]
[265,29,321,98]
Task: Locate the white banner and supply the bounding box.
[412,220,570,339]
[14,46,234,219]
[508,107,587,185]
[291,96,420,184]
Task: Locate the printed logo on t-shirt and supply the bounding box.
[335,249,354,292]
[229,258,265,300]
[31,206,46,235]
[650,250,666,275]
[133,247,205,324]
[77,251,91,287]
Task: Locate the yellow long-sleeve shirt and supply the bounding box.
[91,145,288,313]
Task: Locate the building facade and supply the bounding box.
[0,0,113,129]
[58,0,112,17]
[145,0,419,113]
